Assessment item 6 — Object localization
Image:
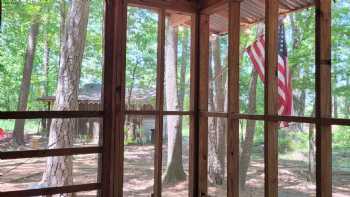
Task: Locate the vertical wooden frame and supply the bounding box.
[198,14,210,197]
[189,12,200,197]
[154,8,166,197]
[227,1,240,197]
[101,0,127,196]
[264,0,279,196]
[315,0,332,196]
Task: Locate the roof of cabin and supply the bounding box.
[38,83,156,104]
[38,83,102,104]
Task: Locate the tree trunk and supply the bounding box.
[290,14,306,132]
[13,21,40,145]
[208,36,226,185]
[308,106,316,182]
[334,95,338,118]
[163,19,186,184]
[41,35,51,135]
[42,37,50,97]
[41,1,89,195]
[239,69,258,189]
[308,123,316,182]
[176,27,189,135]
[346,77,350,118]
[59,0,68,58]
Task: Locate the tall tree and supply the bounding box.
[208,36,226,185]
[163,19,186,184]
[13,21,40,145]
[42,36,50,97]
[175,28,189,173]
[239,70,258,189]
[41,0,89,193]
[290,14,306,118]
[239,26,262,189]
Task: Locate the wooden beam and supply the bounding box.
[315,0,332,196]
[198,13,210,197]
[0,111,103,119]
[114,0,127,195]
[1,183,100,197]
[125,110,193,115]
[189,12,200,197]
[101,1,117,196]
[201,111,228,117]
[154,8,166,197]
[227,1,241,197]
[101,0,127,196]
[0,147,102,159]
[200,0,228,14]
[264,0,279,196]
[170,14,191,27]
[127,0,197,13]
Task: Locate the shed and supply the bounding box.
[38,83,102,141]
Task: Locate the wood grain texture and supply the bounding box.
[1,183,100,197]
[154,9,166,197]
[227,1,241,196]
[264,0,279,196]
[0,111,103,119]
[315,0,332,196]
[189,12,200,197]
[101,0,127,196]
[128,0,197,13]
[0,147,102,159]
[198,14,210,197]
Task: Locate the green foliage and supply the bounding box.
[0,0,104,114]
[126,7,158,106]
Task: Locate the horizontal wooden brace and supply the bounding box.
[0,111,103,119]
[197,113,350,126]
[0,146,102,160]
[232,114,350,126]
[0,183,100,197]
[200,111,229,117]
[125,110,193,116]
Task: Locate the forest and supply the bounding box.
[0,0,349,197]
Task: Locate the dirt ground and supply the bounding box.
[1,143,349,196]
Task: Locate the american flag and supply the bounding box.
[246,23,293,126]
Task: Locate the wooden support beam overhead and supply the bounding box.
[227,1,241,197]
[198,13,210,197]
[127,0,197,13]
[154,8,166,197]
[200,0,228,14]
[170,14,191,27]
[264,0,279,197]
[315,0,332,196]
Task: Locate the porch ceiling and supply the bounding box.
[170,0,315,33]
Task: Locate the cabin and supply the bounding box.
[1,0,349,197]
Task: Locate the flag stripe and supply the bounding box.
[246,23,293,127]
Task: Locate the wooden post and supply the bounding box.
[101,0,127,196]
[264,0,279,197]
[154,8,165,197]
[190,12,200,197]
[315,0,332,196]
[198,14,209,197]
[227,1,240,197]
